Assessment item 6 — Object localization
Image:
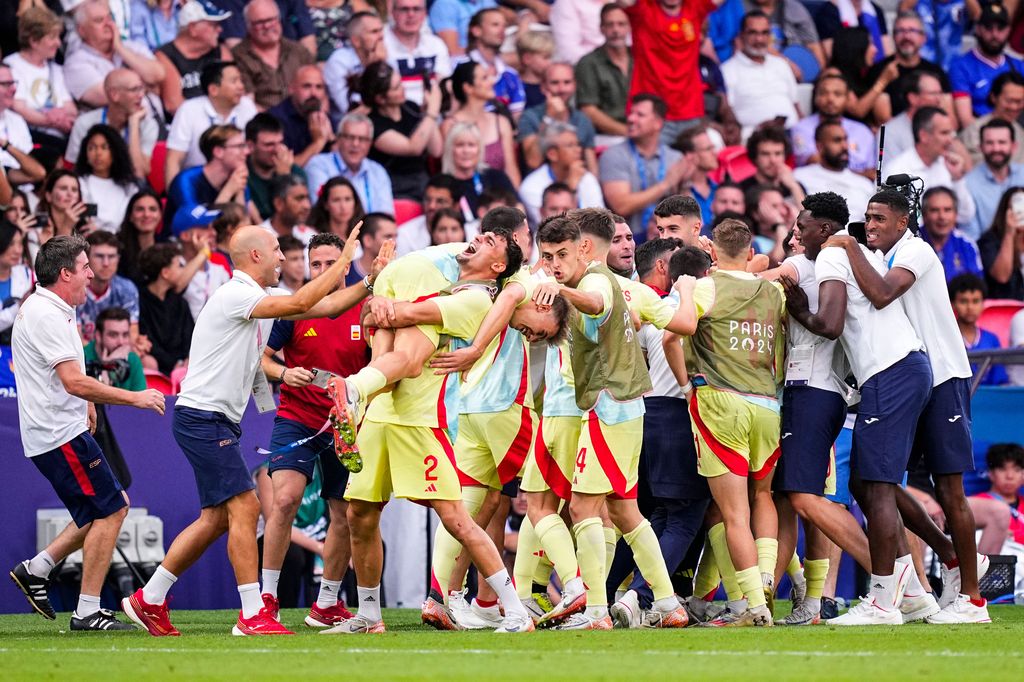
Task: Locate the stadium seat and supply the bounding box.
[393,198,423,225]
[144,370,174,395]
[148,140,168,195]
[979,299,1024,347]
[711,146,756,184]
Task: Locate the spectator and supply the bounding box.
[309,176,365,238]
[210,200,246,271]
[245,113,307,222]
[550,0,606,65]
[600,93,689,241]
[304,112,394,214]
[440,122,515,216]
[970,444,1024,547]
[960,72,1024,167]
[429,0,497,56]
[865,11,951,117]
[978,187,1024,301]
[520,122,604,227]
[516,31,554,111]
[214,0,317,54]
[34,169,98,249]
[607,215,637,277]
[708,0,745,63]
[360,60,442,200]
[0,65,46,187]
[384,0,452,107]
[0,219,34,344]
[887,106,975,228]
[882,70,946,162]
[64,0,166,109]
[622,0,720,144]
[307,0,374,62]
[164,60,257,185]
[789,73,876,176]
[276,234,306,293]
[816,0,887,63]
[518,63,598,174]
[78,230,141,343]
[823,26,893,123]
[323,11,385,113]
[966,119,1024,241]
[74,124,141,233]
[64,69,159,179]
[118,189,163,284]
[738,126,805,204]
[3,188,32,232]
[721,11,800,137]
[267,66,337,168]
[230,0,314,110]
[429,207,466,245]
[154,0,233,116]
[442,61,520,186]
[137,242,195,376]
[394,173,456,255]
[793,121,876,221]
[344,211,396,285]
[743,184,792,262]
[949,1,1024,127]
[129,0,180,51]
[165,124,257,238]
[4,7,78,169]
[710,181,745,222]
[748,0,823,80]
[949,273,1009,386]
[913,0,968,72]
[575,3,632,142]
[261,174,317,245]
[674,125,719,226]
[919,186,984,281]
[84,306,147,390]
[467,9,526,120]
[539,181,576,221]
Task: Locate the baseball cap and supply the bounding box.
[178,0,232,29]
[172,204,222,238]
[979,2,1010,26]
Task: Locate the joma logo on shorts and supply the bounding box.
[218,439,234,447]
[88,459,102,469]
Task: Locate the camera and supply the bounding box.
[86,358,131,385]
[879,174,924,234]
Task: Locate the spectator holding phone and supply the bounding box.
[978,186,1024,300]
[74,125,141,234]
[28,170,99,265]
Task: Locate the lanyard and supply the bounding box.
[334,153,372,210]
[100,108,132,143]
[630,141,665,231]
[472,171,482,195]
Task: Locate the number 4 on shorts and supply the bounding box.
[576,447,587,473]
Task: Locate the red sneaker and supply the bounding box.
[122,588,180,637]
[304,602,355,628]
[232,608,294,636]
[262,593,280,621]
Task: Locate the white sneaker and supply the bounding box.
[448,591,488,630]
[553,611,613,630]
[775,600,820,626]
[827,596,902,626]
[609,590,642,629]
[900,592,940,623]
[495,611,535,633]
[938,554,991,609]
[925,594,992,624]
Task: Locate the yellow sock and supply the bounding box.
[736,566,766,608]
[693,543,721,600]
[348,366,388,402]
[755,537,779,581]
[707,522,742,601]
[623,520,674,601]
[532,555,554,589]
[513,516,541,599]
[786,551,802,578]
[804,558,829,600]
[573,518,607,608]
[603,526,618,575]
[430,486,490,600]
[535,514,579,586]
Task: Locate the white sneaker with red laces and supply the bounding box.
[232,608,294,636]
[926,594,992,624]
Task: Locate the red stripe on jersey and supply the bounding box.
[533,417,571,500]
[513,337,528,405]
[431,427,478,488]
[413,292,442,304]
[497,406,533,484]
[688,393,749,476]
[586,411,630,497]
[61,442,95,496]
[436,374,449,430]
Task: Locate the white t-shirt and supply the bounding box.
[883,230,972,386]
[3,53,73,112]
[79,174,139,233]
[396,214,430,256]
[11,287,89,457]
[721,51,799,135]
[815,236,924,384]
[793,165,876,222]
[784,254,848,394]
[176,270,286,423]
[520,164,605,227]
[887,147,976,229]
[0,108,33,169]
[166,95,259,169]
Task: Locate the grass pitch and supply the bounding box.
[1,605,1023,681]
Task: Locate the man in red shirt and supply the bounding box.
[621,0,723,144]
[257,232,391,628]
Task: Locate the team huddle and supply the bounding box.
[10,189,992,635]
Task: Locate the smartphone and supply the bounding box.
[33,212,48,229]
[310,368,333,389]
[1012,192,1024,224]
[84,203,98,218]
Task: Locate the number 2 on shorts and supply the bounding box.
[424,454,439,481]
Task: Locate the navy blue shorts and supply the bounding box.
[32,432,126,528]
[641,397,710,500]
[909,377,974,476]
[851,351,933,484]
[267,416,349,500]
[776,387,847,495]
[501,477,520,498]
[173,406,255,508]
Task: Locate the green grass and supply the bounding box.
[1,605,1022,681]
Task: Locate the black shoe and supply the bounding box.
[70,608,137,631]
[820,597,839,620]
[10,561,55,620]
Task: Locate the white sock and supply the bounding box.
[317,578,342,609]
[76,593,101,618]
[238,582,262,619]
[896,554,925,597]
[142,565,177,605]
[357,585,382,622]
[261,569,281,598]
[727,598,748,614]
[27,551,55,578]
[804,595,821,613]
[484,568,527,618]
[869,572,896,611]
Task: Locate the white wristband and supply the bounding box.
[680,381,693,395]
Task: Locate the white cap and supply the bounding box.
[178,0,232,29]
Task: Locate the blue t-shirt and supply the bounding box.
[967,327,1009,386]
[921,229,983,282]
[916,0,967,72]
[429,0,498,50]
[164,166,251,241]
[0,278,11,305]
[708,0,744,62]
[949,49,1024,117]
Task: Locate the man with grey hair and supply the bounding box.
[230,0,314,110]
[10,235,165,631]
[304,112,394,214]
[520,121,604,227]
[323,11,386,113]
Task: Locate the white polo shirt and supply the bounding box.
[815,235,924,384]
[177,270,286,423]
[882,230,972,386]
[785,254,848,395]
[638,299,684,399]
[11,287,89,457]
[166,95,258,170]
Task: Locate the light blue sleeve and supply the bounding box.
[305,155,332,197]
[429,0,461,34]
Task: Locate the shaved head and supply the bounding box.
[230,225,284,286]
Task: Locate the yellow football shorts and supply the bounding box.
[571,412,643,499]
[824,445,837,497]
[688,387,781,480]
[521,415,580,500]
[456,404,536,490]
